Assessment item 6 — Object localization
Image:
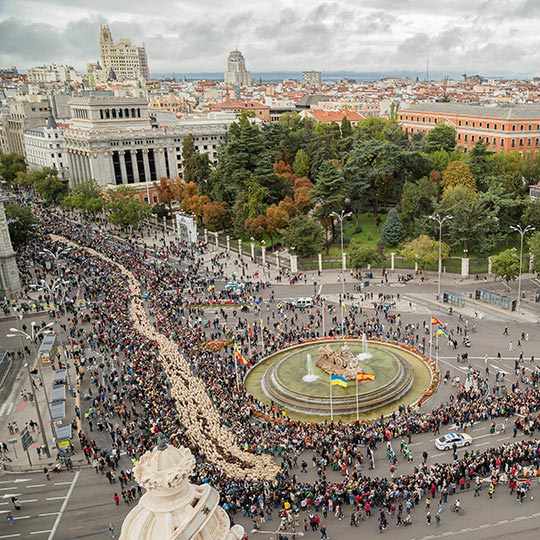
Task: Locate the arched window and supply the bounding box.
[112,109,117,119]
[105,109,110,119]
[125,108,129,118]
[118,108,123,118]
[131,108,136,118]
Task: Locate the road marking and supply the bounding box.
[46,497,66,501]
[38,513,59,517]
[30,532,52,536]
[490,364,510,374]
[47,469,79,540]
[0,487,19,491]
[0,402,7,416]
[19,499,38,503]
[497,436,511,441]
[52,482,72,486]
[0,534,21,539]
[1,493,21,498]
[6,403,14,416]
[472,427,486,432]
[27,484,46,489]
[475,442,491,447]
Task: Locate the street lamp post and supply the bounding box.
[7,322,56,454]
[330,210,352,337]
[510,224,535,313]
[6,322,55,458]
[429,213,453,301]
[39,247,71,277]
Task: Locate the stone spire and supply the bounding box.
[120,439,244,540]
[0,191,21,300]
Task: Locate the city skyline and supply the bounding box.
[1,0,540,77]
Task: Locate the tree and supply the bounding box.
[4,203,37,248]
[381,208,406,246]
[491,151,525,197]
[0,153,26,186]
[528,232,540,271]
[62,179,103,214]
[523,199,540,230]
[401,235,448,269]
[265,204,289,248]
[348,241,383,270]
[441,161,476,194]
[182,134,210,184]
[400,176,439,235]
[153,177,175,208]
[280,216,325,257]
[467,142,494,189]
[244,214,267,241]
[424,123,457,153]
[491,248,520,282]
[106,186,151,228]
[293,177,313,213]
[428,149,451,173]
[19,167,67,202]
[292,149,310,178]
[203,201,229,229]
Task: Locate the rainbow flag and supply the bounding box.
[431,317,443,326]
[234,344,249,366]
[357,371,375,382]
[331,374,348,388]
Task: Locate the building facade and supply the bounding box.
[224,50,251,87]
[27,64,80,84]
[99,25,149,81]
[23,117,67,177]
[63,95,228,199]
[302,70,322,87]
[2,96,52,155]
[399,103,540,153]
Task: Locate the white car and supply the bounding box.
[294,298,314,308]
[435,432,473,451]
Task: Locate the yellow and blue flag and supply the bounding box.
[331,374,348,387]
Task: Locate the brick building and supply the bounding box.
[398,103,540,153]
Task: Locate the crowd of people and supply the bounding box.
[8,206,540,536]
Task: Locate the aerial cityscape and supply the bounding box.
[1,1,540,539]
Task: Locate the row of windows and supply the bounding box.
[400,114,540,132]
[99,108,141,120]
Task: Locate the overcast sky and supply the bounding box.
[0,0,538,76]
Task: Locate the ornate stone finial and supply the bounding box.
[156,434,168,451]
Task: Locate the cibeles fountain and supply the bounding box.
[245,336,435,420]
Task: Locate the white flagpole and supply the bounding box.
[233,344,240,392]
[330,376,334,421]
[247,331,252,362]
[322,299,326,337]
[429,314,433,361]
[356,376,359,421]
[435,323,440,372]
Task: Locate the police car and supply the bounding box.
[435,432,473,451]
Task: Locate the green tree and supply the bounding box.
[467,142,495,189]
[401,235,448,269]
[62,179,103,214]
[441,161,476,194]
[19,167,67,202]
[280,216,325,257]
[4,203,37,248]
[522,199,540,230]
[381,208,406,247]
[428,149,451,173]
[292,148,310,178]
[424,123,457,153]
[528,231,540,271]
[182,134,211,185]
[348,241,383,270]
[106,186,151,228]
[491,248,520,282]
[400,176,439,235]
[491,151,525,197]
[0,153,26,186]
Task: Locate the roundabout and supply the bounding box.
[245,338,436,421]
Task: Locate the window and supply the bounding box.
[528,138,532,146]
[520,125,524,131]
[487,123,490,129]
[511,139,516,147]
[471,135,475,142]
[512,125,516,131]
[464,134,468,141]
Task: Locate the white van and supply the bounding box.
[294,297,314,308]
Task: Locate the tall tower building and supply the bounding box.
[0,192,21,300]
[224,50,251,87]
[99,25,149,80]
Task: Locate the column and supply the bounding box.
[250,239,255,261]
[155,148,167,178]
[142,150,151,188]
[276,252,280,269]
[487,256,492,275]
[290,254,298,274]
[261,245,266,266]
[119,151,128,184]
[414,260,418,273]
[214,232,219,248]
[461,256,470,278]
[131,151,140,183]
[391,252,395,271]
[204,229,208,244]
[238,239,242,257]
[226,235,230,253]
[318,253,322,273]
[342,251,347,271]
[529,254,534,272]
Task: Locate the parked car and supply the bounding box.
[435,432,473,451]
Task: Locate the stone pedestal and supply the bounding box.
[488,256,492,275]
[204,229,208,244]
[250,240,255,261]
[461,256,470,278]
[342,251,347,271]
[290,254,298,273]
[226,235,230,253]
[238,239,242,258]
[391,252,395,271]
[318,253,323,273]
[261,245,266,266]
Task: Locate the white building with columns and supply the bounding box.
[63,95,231,199]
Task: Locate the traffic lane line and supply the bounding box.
[13,515,31,520]
[38,513,59,517]
[47,469,79,540]
[0,534,20,539]
[52,482,72,486]
[45,497,65,501]
[30,532,52,536]
[27,485,46,489]
[19,499,38,503]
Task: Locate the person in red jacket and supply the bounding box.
[113,493,120,506]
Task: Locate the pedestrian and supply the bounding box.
[11,496,21,511]
[435,512,441,527]
[7,512,14,526]
[113,493,120,506]
[320,524,328,539]
[509,341,513,352]
[108,523,116,538]
[44,466,50,481]
[426,511,432,525]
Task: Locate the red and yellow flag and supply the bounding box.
[431,317,443,326]
[247,322,253,340]
[234,344,249,366]
[357,371,375,382]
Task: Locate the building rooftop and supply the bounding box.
[404,102,540,119]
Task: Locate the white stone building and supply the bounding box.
[63,95,230,197]
[27,64,80,84]
[23,117,67,177]
[120,440,244,540]
[302,70,322,87]
[224,50,251,87]
[99,25,149,81]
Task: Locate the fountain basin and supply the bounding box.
[245,339,435,422]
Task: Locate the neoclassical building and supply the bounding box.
[63,95,230,199]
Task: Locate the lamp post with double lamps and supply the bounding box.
[39,247,71,277]
[330,210,352,336]
[7,322,56,454]
[429,213,453,301]
[510,224,535,313]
